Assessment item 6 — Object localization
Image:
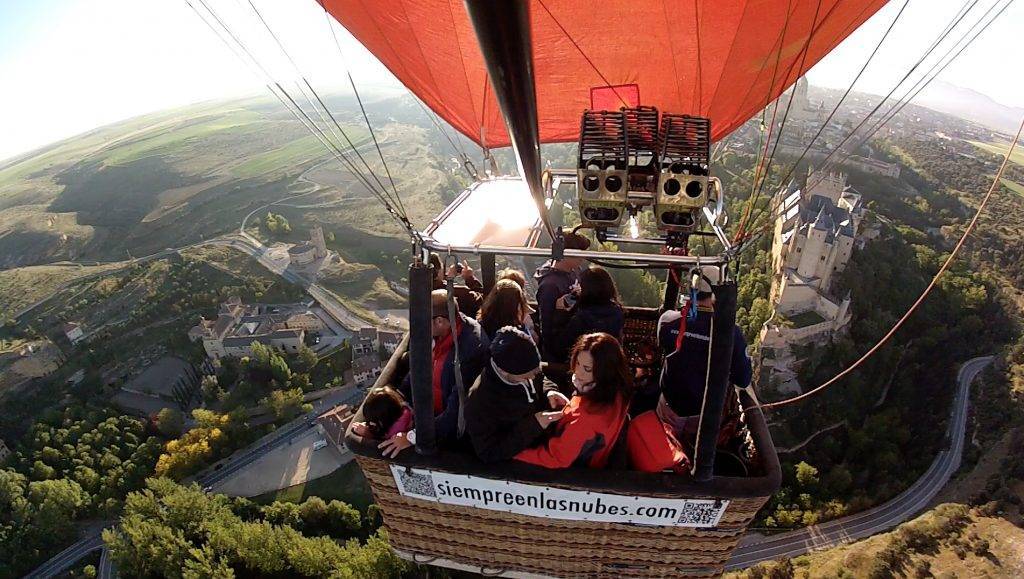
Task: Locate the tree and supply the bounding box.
[261,388,305,421]
[201,375,221,405]
[795,461,819,489]
[28,478,89,532]
[155,408,185,438]
[294,345,319,374]
[106,479,406,578]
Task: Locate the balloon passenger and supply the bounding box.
[477,279,534,341]
[656,266,751,448]
[548,266,625,363]
[515,333,632,469]
[351,385,413,440]
[465,326,565,463]
[533,231,591,363]
[430,252,484,318]
[388,290,489,456]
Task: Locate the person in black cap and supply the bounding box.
[465,326,565,463]
[656,266,751,448]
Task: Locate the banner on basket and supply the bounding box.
[389,465,728,527]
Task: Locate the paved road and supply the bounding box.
[726,356,993,569]
[26,386,367,579]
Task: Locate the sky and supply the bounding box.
[0,0,1022,161]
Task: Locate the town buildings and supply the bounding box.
[316,404,354,450]
[189,297,326,359]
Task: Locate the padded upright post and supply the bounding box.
[408,261,436,455]
[691,282,737,482]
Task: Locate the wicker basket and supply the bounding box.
[357,455,770,578]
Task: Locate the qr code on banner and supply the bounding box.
[676,501,724,527]
[396,468,436,498]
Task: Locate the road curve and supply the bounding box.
[726,356,993,569]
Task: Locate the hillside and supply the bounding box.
[917,80,1024,135]
[730,503,1024,578]
[0,93,460,268]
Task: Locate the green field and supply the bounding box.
[1000,178,1024,197]
[0,262,125,319]
[969,140,1024,168]
[0,95,456,269]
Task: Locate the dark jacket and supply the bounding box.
[401,314,489,444]
[658,307,751,417]
[515,394,630,469]
[550,302,625,363]
[534,262,577,362]
[465,363,552,462]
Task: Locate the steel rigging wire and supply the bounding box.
[736,0,824,241]
[829,0,1016,182]
[738,0,985,245]
[243,0,409,221]
[314,0,414,215]
[185,0,419,240]
[737,0,1012,250]
[756,0,913,217]
[760,116,1023,411]
[803,0,1009,193]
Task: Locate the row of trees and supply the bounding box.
[0,406,166,576]
[104,478,406,578]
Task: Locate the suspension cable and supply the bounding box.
[789,0,983,193]
[767,0,912,202]
[413,96,480,179]
[316,1,413,215]
[833,0,1015,179]
[760,116,1023,411]
[244,0,409,221]
[187,0,418,238]
[735,0,815,241]
[734,0,996,252]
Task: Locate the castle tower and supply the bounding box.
[311,225,327,259]
[796,209,828,279]
[793,76,809,112]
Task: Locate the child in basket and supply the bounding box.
[351,385,413,440]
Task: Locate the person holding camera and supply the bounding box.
[548,266,625,365]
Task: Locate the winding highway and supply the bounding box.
[726,356,993,569]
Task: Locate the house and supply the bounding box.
[316,404,354,450]
[352,326,380,356]
[0,439,10,463]
[283,312,324,332]
[190,299,320,359]
[352,354,382,386]
[379,329,405,354]
[63,322,84,345]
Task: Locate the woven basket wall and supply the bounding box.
[357,456,768,578]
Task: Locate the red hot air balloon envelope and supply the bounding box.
[320,0,890,148]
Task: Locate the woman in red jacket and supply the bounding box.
[515,333,632,469]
